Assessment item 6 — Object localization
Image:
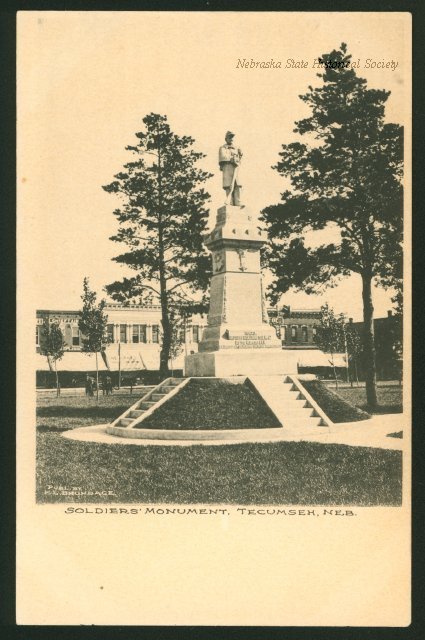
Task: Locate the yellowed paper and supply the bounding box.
[17,11,411,626]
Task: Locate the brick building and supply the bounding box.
[36,304,207,385]
[268,306,320,349]
[36,302,353,384]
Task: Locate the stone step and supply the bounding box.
[151,393,168,402]
[280,391,305,401]
[283,416,326,430]
[128,410,145,418]
[116,418,133,427]
[249,376,330,434]
[140,401,156,410]
[161,385,177,392]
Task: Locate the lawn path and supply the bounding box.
[63,412,406,451]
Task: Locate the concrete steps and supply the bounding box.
[249,375,331,434]
[110,377,189,431]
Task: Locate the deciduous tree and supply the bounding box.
[79,278,110,402]
[262,43,403,408]
[40,321,65,397]
[314,303,346,389]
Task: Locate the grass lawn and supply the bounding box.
[325,383,403,414]
[36,395,402,506]
[140,378,281,430]
[303,381,370,422]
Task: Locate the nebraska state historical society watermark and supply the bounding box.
[236,58,399,71]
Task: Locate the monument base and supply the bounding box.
[184,349,299,377]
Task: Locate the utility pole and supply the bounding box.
[118,341,121,389]
[343,325,349,384]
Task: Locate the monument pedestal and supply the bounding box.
[185,204,298,377]
[185,349,299,377]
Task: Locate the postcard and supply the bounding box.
[17,11,411,626]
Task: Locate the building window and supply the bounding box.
[281,325,286,342]
[301,326,308,342]
[313,326,317,339]
[72,326,80,346]
[291,326,297,342]
[120,324,128,343]
[132,324,147,344]
[65,324,72,347]
[152,325,159,343]
[36,325,40,345]
[192,325,199,343]
[107,324,114,342]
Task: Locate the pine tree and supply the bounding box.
[103,113,212,378]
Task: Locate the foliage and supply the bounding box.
[374,315,403,380]
[78,277,111,401]
[345,323,362,385]
[103,113,213,376]
[314,303,345,353]
[40,321,66,396]
[314,303,346,386]
[261,43,403,408]
[345,324,362,360]
[41,321,66,361]
[168,310,185,364]
[79,278,110,354]
[302,380,370,422]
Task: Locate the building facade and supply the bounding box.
[37,303,351,383]
[36,304,207,375]
[348,311,402,381]
[268,306,320,349]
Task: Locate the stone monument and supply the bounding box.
[185,133,298,377]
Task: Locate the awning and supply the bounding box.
[104,348,148,372]
[294,349,347,368]
[140,350,160,370]
[51,352,108,372]
[35,353,52,371]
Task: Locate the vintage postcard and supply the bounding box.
[17,11,411,626]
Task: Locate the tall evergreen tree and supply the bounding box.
[103,113,212,377]
[262,44,403,408]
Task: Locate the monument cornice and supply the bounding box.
[205,237,264,251]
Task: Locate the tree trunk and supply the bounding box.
[331,353,338,390]
[55,361,59,397]
[361,271,378,409]
[156,132,170,379]
[159,287,171,379]
[95,351,99,403]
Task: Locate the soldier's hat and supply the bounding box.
[225,130,235,138]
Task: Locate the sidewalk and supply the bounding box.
[63,412,407,451]
[37,385,154,398]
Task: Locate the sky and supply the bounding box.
[18,11,410,320]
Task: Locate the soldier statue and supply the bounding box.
[219,131,243,206]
